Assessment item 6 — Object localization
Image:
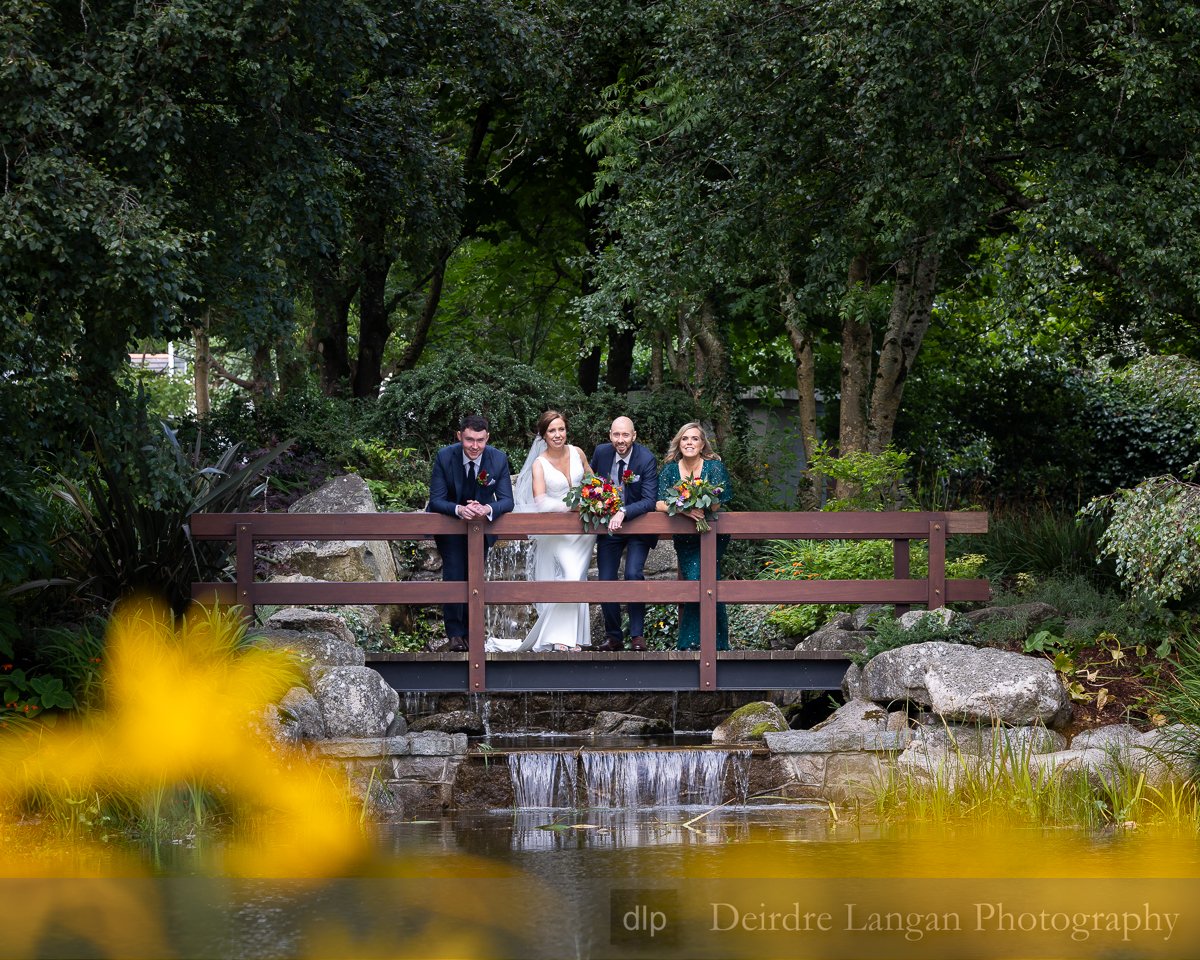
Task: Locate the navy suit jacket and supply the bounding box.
[590,441,658,545]
[428,442,515,523]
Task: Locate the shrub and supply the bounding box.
[973,508,1114,587]
[1083,469,1200,608]
[762,539,985,639]
[897,354,1200,509]
[366,354,580,459]
[342,439,431,512]
[50,426,290,613]
[855,610,977,664]
[192,385,365,464]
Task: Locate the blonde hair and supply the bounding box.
[664,421,720,463]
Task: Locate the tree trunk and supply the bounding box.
[838,253,873,463]
[353,211,393,398]
[690,296,737,451]
[605,318,635,393]
[395,103,493,374]
[311,259,356,396]
[868,247,940,453]
[193,318,210,419]
[778,266,821,507]
[578,344,602,394]
[395,259,445,374]
[250,343,275,407]
[649,331,664,390]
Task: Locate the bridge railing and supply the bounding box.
[190,510,988,693]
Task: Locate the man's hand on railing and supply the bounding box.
[457,500,490,520]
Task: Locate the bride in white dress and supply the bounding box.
[490,410,596,652]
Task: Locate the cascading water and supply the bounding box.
[582,749,750,808]
[469,692,493,738]
[484,539,536,642]
[506,749,751,810]
[508,752,580,808]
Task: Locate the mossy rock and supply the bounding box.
[711,701,789,743]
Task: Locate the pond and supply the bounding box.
[10,807,1200,960]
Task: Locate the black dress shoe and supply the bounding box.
[596,638,625,651]
[629,636,647,651]
[445,637,469,652]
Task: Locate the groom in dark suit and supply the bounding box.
[590,416,659,651]
[428,414,514,650]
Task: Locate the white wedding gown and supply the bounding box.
[486,447,595,652]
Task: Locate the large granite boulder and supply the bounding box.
[269,474,400,628]
[897,608,958,631]
[262,575,390,648]
[277,686,328,741]
[263,607,357,646]
[252,626,365,677]
[711,701,789,743]
[257,685,328,746]
[909,721,1067,757]
[861,641,1072,728]
[794,612,873,654]
[312,665,400,738]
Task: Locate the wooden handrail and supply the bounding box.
[190,510,989,692]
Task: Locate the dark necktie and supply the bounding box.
[616,458,626,482]
[466,460,477,489]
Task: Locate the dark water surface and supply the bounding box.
[8,809,1200,959]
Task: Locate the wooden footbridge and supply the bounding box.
[190,511,988,693]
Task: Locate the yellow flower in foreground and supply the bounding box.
[0,596,367,879]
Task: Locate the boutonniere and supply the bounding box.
[621,469,640,484]
[476,469,496,487]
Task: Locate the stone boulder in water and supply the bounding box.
[711,701,789,743]
[587,711,672,737]
[408,710,485,736]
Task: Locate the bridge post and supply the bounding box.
[236,522,255,623]
[467,521,487,691]
[893,537,911,618]
[928,517,946,609]
[699,526,718,690]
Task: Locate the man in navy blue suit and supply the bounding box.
[590,416,659,651]
[428,414,514,650]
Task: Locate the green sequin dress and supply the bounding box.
[658,459,733,650]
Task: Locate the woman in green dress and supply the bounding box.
[655,422,733,650]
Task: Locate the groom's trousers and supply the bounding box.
[597,535,652,641]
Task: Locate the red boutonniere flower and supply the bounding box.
[476,469,495,487]
[622,469,640,484]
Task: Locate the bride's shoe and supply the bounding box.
[550,644,576,652]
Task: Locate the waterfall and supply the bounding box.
[508,752,580,808]
[505,749,751,810]
[581,749,750,809]
[484,539,536,642]
[469,692,493,738]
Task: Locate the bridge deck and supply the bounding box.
[366,649,851,692]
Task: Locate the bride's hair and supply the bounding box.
[536,409,567,439]
[664,421,720,463]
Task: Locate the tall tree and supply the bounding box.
[580,0,1200,481]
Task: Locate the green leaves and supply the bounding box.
[1083,468,1200,606]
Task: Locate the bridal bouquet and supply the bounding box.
[667,476,724,532]
[564,474,623,532]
